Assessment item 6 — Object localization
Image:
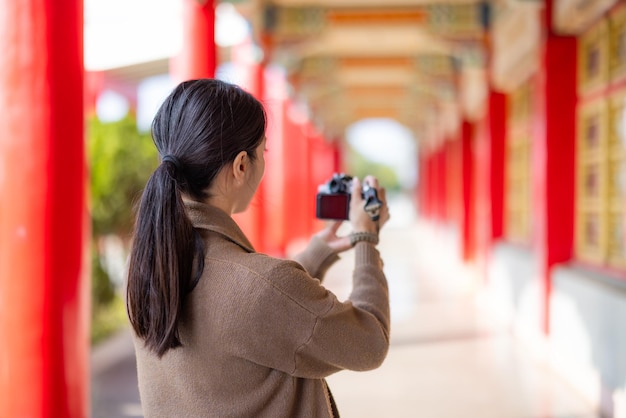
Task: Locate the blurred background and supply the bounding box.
[1,0,626,417]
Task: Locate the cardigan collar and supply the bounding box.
[184,200,255,253]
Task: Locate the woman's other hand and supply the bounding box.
[315,221,352,253]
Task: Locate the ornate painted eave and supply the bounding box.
[236,0,491,141]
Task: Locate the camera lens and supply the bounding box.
[329,178,345,193]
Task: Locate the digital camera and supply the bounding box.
[315,173,382,221]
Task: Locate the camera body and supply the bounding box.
[315,173,382,220]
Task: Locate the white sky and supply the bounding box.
[347,119,417,187]
[84,0,183,70]
[84,1,250,70]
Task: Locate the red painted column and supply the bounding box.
[282,106,307,246]
[533,0,577,334]
[488,91,506,241]
[473,118,491,274]
[449,137,463,226]
[309,132,338,232]
[443,141,453,222]
[433,149,440,220]
[461,120,475,261]
[302,124,315,238]
[251,61,267,251]
[262,76,287,256]
[416,151,425,216]
[421,153,430,218]
[281,109,326,247]
[84,71,104,117]
[301,125,312,237]
[171,0,216,81]
[0,1,88,417]
[332,141,344,174]
[434,147,442,221]
[425,153,433,218]
[233,64,265,252]
[427,152,434,219]
[232,42,266,251]
[439,146,448,221]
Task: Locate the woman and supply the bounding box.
[127,78,390,417]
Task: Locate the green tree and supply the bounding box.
[89,116,158,237]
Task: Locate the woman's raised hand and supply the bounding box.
[349,176,389,234]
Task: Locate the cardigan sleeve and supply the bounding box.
[290,241,390,378]
[219,241,389,379]
[291,236,340,281]
[235,241,390,379]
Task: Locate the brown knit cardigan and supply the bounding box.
[133,200,390,417]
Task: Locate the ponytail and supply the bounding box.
[126,163,204,357]
[126,78,266,357]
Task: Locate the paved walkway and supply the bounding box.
[91,196,599,417]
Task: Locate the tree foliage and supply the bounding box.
[88,115,158,239]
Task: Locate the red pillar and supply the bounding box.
[307,128,338,236]
[448,137,463,227]
[232,43,266,251]
[282,105,309,246]
[278,105,330,248]
[461,120,475,261]
[488,91,506,241]
[302,124,315,238]
[171,0,217,81]
[250,61,267,250]
[262,75,287,256]
[0,1,88,417]
[309,133,340,229]
[427,149,433,220]
[425,153,434,218]
[84,71,104,117]
[473,118,491,274]
[421,153,429,218]
[416,151,425,216]
[439,146,448,221]
[332,141,343,174]
[534,0,577,334]
[433,147,441,221]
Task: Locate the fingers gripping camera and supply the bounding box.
[315,173,383,221]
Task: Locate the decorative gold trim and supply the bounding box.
[504,82,532,244]
[575,99,609,263]
[578,19,610,96]
[610,3,626,83]
[606,90,626,267]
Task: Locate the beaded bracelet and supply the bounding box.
[349,231,379,246]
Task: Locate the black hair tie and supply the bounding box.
[162,155,182,172]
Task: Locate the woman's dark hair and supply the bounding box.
[127,79,266,357]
